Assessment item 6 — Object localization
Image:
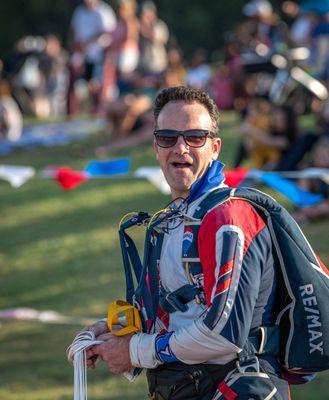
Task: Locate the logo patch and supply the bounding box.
[182,227,193,256]
[155,332,179,363]
[299,284,324,355]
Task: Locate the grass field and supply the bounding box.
[0,112,328,400]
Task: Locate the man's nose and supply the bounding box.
[173,135,189,152]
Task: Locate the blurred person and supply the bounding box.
[97,108,154,153]
[282,1,316,47]
[242,0,274,48]
[239,97,272,168]
[270,105,299,166]
[68,0,117,114]
[115,0,140,77]
[106,85,152,140]
[139,1,169,76]
[284,1,329,79]
[211,65,234,110]
[185,48,212,91]
[111,0,140,101]
[0,79,23,141]
[242,0,289,53]
[275,98,329,171]
[7,36,46,116]
[38,35,69,117]
[293,135,329,222]
[239,101,300,170]
[224,39,245,96]
[310,12,329,81]
[96,69,156,154]
[161,47,186,88]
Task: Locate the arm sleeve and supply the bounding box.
[130,200,269,368]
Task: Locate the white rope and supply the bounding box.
[67,331,102,400]
[67,330,138,399]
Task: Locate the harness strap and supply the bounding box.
[247,326,280,356]
[119,230,140,304]
[144,229,159,321]
[159,284,202,313]
[237,326,280,373]
[118,212,151,305]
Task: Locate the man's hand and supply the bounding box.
[86,332,134,374]
[69,319,109,367]
[80,319,109,337]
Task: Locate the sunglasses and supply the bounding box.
[154,129,217,148]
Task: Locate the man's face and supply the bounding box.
[154,101,221,199]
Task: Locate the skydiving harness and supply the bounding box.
[118,198,191,332]
[118,186,329,383]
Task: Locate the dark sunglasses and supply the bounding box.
[154,129,217,148]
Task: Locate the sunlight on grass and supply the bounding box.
[1,180,153,229]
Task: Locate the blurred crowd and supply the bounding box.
[0,0,328,221]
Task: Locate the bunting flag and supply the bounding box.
[55,167,90,190]
[257,172,324,207]
[134,166,171,195]
[0,142,13,155]
[44,158,131,190]
[1,162,328,210]
[223,167,249,187]
[84,158,130,177]
[279,168,329,184]
[0,165,35,187]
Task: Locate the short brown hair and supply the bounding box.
[153,86,220,133]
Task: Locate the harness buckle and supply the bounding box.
[236,355,260,373]
[165,292,188,312]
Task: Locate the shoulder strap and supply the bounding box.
[118,212,151,304]
[232,187,321,263]
[193,187,233,220]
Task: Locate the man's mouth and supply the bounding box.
[172,161,192,169]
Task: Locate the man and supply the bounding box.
[79,86,290,399]
[139,1,169,75]
[68,0,117,114]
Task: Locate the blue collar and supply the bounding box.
[186,160,225,204]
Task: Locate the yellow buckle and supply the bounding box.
[107,300,141,336]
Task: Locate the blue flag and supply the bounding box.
[84,159,131,177]
[258,172,324,207]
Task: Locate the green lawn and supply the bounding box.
[0,112,328,399]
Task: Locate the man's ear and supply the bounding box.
[212,138,221,159]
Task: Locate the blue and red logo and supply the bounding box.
[182,227,193,256]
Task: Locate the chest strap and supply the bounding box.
[159,284,203,313]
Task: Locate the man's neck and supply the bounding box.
[171,190,189,200]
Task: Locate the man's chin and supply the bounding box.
[167,180,194,199]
